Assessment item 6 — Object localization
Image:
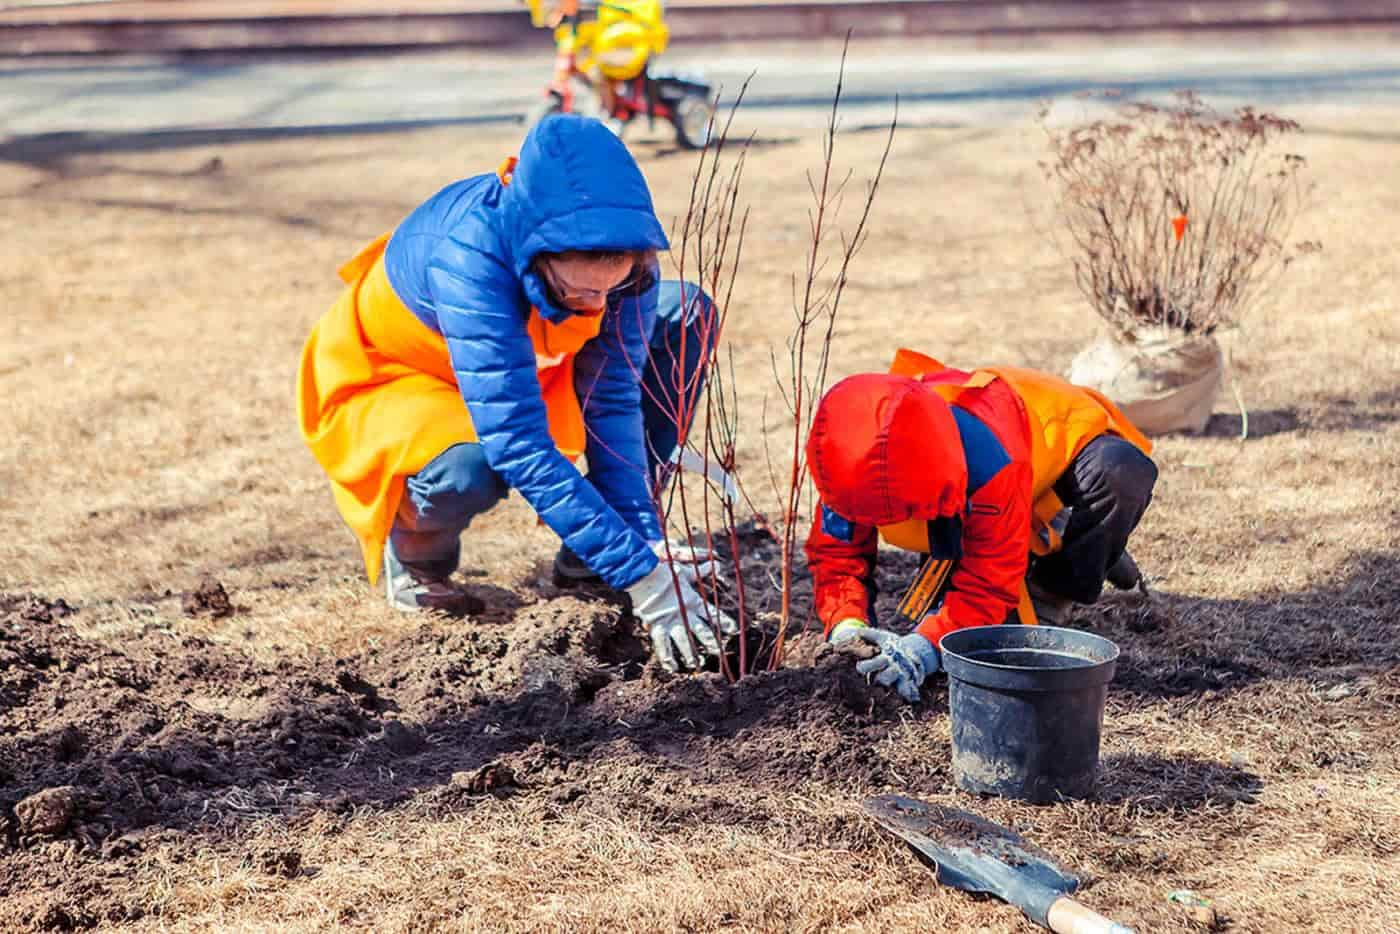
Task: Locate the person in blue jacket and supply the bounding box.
[297,114,734,672]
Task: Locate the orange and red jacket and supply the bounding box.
[806,351,1152,646]
[806,370,1033,647]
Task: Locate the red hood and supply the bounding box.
[806,373,968,527]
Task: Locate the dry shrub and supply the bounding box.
[1039,91,1319,336]
[760,40,895,667]
[650,80,758,678]
[640,39,896,678]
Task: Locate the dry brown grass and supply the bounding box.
[3,99,1400,932]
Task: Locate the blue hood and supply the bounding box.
[501,114,671,323]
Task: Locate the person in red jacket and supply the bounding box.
[805,361,1156,702]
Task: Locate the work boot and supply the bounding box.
[1026,579,1074,627]
[383,541,482,615]
[552,544,604,589]
[1106,550,1143,591]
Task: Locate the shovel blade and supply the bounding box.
[863,793,1079,927]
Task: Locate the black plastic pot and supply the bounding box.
[939,625,1120,804]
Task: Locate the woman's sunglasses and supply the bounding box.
[537,258,647,307]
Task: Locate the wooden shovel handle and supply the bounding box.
[1047,896,1135,934]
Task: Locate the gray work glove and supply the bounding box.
[854,627,941,703]
[626,559,737,672]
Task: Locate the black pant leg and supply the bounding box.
[1029,436,1157,604]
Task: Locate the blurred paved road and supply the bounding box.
[3,36,1398,149]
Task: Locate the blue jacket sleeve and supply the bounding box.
[425,237,659,591]
[573,269,664,544]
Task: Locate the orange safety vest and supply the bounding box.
[887,347,1152,554]
[296,164,601,584]
[877,348,1152,626]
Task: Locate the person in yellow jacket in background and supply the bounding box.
[806,349,1157,702]
[297,114,735,673]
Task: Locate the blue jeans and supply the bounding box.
[390,280,716,577]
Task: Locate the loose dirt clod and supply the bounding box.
[451,762,517,795]
[181,578,233,618]
[253,848,302,879]
[15,787,77,837]
[51,727,85,764]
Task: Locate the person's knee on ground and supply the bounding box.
[390,442,509,580]
[1029,436,1158,611]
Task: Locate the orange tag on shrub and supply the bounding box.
[1172,215,1188,242]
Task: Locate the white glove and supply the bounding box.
[626,559,737,672]
[650,539,721,585]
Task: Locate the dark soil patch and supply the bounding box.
[0,589,923,931]
[0,594,78,624]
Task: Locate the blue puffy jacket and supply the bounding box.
[382,115,670,590]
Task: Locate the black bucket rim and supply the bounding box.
[939,624,1120,693]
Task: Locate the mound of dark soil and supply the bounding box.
[1,589,929,931]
